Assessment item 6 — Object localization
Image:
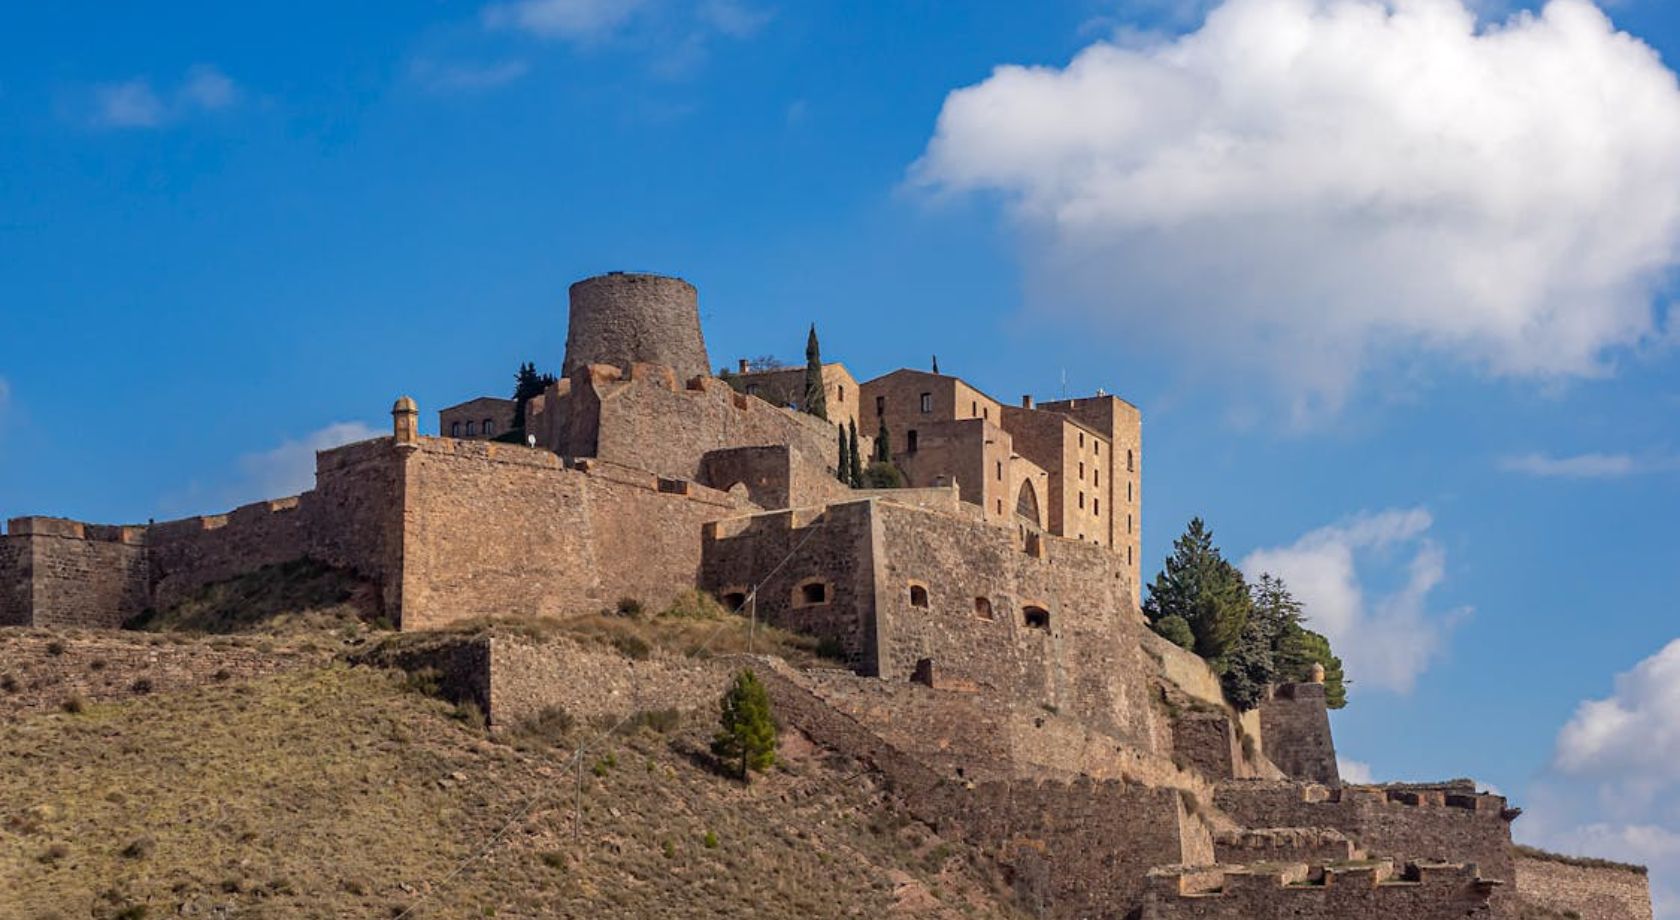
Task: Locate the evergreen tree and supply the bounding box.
[1219,618,1277,712]
[1280,627,1348,709]
[847,420,864,487]
[1249,573,1305,647]
[712,669,778,781]
[932,355,940,374]
[876,418,891,462]
[836,427,850,483]
[1142,518,1251,663]
[803,325,828,421]
[512,362,557,430]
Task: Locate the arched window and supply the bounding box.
[794,579,831,607]
[483,418,494,434]
[720,590,748,611]
[1016,480,1041,527]
[450,421,461,437]
[465,421,476,436]
[1023,605,1050,631]
[909,584,929,608]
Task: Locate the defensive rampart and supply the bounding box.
[1142,860,1497,919]
[1514,848,1653,920]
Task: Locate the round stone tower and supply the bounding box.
[562,272,711,382]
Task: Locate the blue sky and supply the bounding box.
[3,0,1680,908]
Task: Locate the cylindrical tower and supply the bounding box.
[562,272,711,382]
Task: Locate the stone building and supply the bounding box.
[0,270,1650,920]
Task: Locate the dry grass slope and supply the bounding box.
[0,659,1021,919]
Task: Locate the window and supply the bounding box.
[1128,546,1133,566]
[797,580,830,606]
[1128,449,1135,472]
[1094,499,1100,515]
[876,395,886,416]
[1078,492,1085,509]
[1127,482,1133,502]
[450,421,461,437]
[971,400,978,417]
[996,499,1003,514]
[466,421,476,436]
[920,392,932,413]
[483,418,494,435]
[721,591,747,611]
[907,430,919,452]
[984,407,990,421]
[747,384,760,396]
[1095,442,1101,455]
[1024,606,1051,630]
[996,461,1004,481]
[1094,469,1100,487]
[1079,432,1085,448]
[909,584,929,608]
[1079,462,1085,480]
[1128,513,1133,534]
[837,385,845,402]
[974,597,994,620]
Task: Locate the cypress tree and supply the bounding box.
[512,362,557,430]
[836,427,850,483]
[847,420,864,487]
[803,325,828,421]
[712,669,778,781]
[876,418,891,462]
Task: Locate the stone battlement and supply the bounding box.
[5,517,146,544]
[1143,860,1497,919]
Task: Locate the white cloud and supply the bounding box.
[1500,451,1680,478]
[483,0,650,40]
[914,0,1680,419]
[90,65,239,129]
[237,422,380,502]
[698,0,773,38]
[1523,639,1680,918]
[1241,508,1468,694]
[411,59,532,92]
[1338,757,1376,784]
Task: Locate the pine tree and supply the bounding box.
[712,669,778,781]
[847,420,864,487]
[512,362,557,431]
[836,427,850,483]
[1219,618,1277,712]
[1250,573,1348,709]
[1142,518,1251,663]
[1249,573,1304,650]
[803,325,828,421]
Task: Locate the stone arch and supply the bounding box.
[1015,480,1042,528]
[793,577,833,608]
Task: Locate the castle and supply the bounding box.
[0,272,1653,918]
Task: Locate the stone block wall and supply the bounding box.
[1215,781,1517,886]
[0,519,150,629]
[1514,850,1653,920]
[1142,861,1497,919]
[697,444,853,511]
[701,501,881,672]
[1213,827,1358,865]
[1260,682,1340,785]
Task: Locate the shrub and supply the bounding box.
[0,674,17,693]
[89,659,107,672]
[663,838,677,859]
[61,695,86,715]
[861,462,905,489]
[38,843,69,863]
[450,701,487,731]
[512,706,575,747]
[45,640,66,657]
[212,668,232,682]
[614,597,644,618]
[658,589,726,620]
[539,851,566,870]
[120,836,155,860]
[702,831,719,849]
[1152,615,1196,651]
[130,677,154,695]
[611,634,651,661]
[634,708,681,734]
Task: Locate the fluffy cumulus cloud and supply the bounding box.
[90,65,239,129]
[237,422,380,502]
[1522,639,1680,917]
[1241,508,1468,693]
[915,0,1680,417]
[1500,451,1680,478]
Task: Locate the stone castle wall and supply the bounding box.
[563,273,710,382]
[1142,862,1496,919]
[1514,851,1653,920]
[0,519,149,629]
[1259,682,1340,785]
[1216,781,1517,887]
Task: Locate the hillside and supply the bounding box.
[0,648,1020,919]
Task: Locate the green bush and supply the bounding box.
[1152,615,1195,650]
[861,461,905,489]
[712,669,778,781]
[614,597,645,618]
[611,634,652,661]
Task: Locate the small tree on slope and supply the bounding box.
[712,669,778,781]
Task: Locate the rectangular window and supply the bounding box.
[1128,449,1135,472]
[920,392,932,413]
[972,400,978,417]
[1128,546,1133,566]
[1079,461,1085,480]
[1127,482,1132,502]
[1078,492,1085,509]
[1093,499,1100,515]
[996,461,1003,480]
[1094,469,1099,487]
[996,499,1003,514]
[837,385,845,402]
[1095,442,1100,455]
[984,407,990,421]
[1128,513,1133,534]
[907,430,919,452]
[876,395,885,415]
[1079,432,1085,448]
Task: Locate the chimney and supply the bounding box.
[737,358,748,374]
[1022,395,1035,409]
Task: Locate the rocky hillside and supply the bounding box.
[0,632,1021,919]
